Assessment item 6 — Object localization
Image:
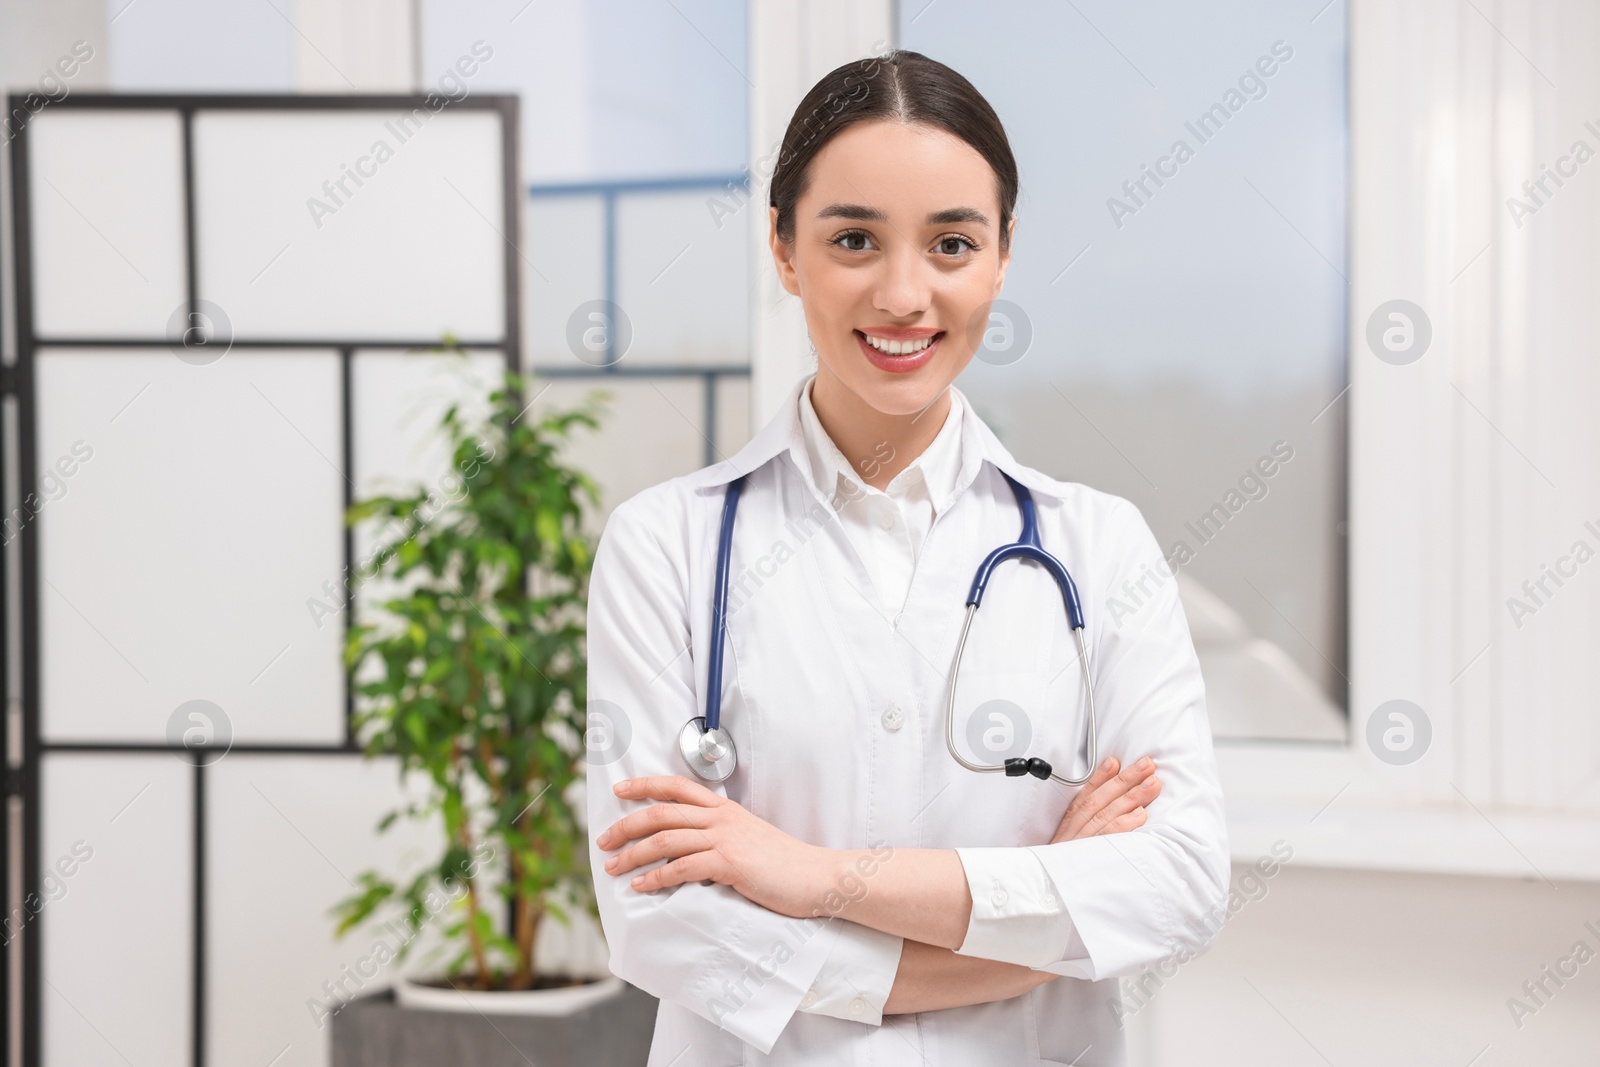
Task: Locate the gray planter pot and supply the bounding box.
[330,981,658,1067]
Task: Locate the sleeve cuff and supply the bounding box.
[952,846,1087,970]
[795,921,904,1026]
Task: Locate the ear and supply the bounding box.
[992,214,1016,297]
[769,205,801,297]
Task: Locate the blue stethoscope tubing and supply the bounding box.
[674,474,747,783]
[676,470,1098,786]
[944,472,1098,785]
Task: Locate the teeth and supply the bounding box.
[861,332,937,356]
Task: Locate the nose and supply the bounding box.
[872,243,933,319]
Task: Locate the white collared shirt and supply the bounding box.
[585,375,1230,1066]
[795,377,965,618]
[792,377,1088,1022]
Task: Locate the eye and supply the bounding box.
[936,234,979,257]
[830,229,875,252]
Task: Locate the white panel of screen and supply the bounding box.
[26,110,188,340]
[35,348,345,745]
[205,755,454,1067]
[191,108,506,342]
[42,754,192,1067]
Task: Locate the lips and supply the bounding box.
[854,329,944,374]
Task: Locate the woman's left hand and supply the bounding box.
[597,775,835,919]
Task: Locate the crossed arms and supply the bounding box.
[596,753,1162,1015]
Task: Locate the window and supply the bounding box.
[423,0,755,522]
[900,0,1349,741]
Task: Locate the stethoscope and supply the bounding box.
[676,469,1098,786]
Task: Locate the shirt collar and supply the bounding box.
[795,376,967,513]
[683,374,1066,504]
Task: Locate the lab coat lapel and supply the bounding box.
[715,459,882,846]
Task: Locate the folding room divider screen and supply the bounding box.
[5,92,521,1067]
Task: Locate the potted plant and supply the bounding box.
[333,353,615,1015]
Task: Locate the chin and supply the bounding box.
[870,378,950,417]
[837,361,955,418]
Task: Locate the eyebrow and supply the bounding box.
[815,203,991,227]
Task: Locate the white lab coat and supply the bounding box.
[585,377,1230,1066]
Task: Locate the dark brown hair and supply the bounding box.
[768,49,1019,253]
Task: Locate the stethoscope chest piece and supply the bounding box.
[677,715,737,782]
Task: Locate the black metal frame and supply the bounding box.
[5,91,530,1067]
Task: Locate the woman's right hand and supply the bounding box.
[1049,756,1161,842]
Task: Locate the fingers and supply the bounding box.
[1097,807,1149,835]
[1080,775,1161,837]
[1056,757,1119,840]
[626,848,727,892]
[605,824,717,878]
[1062,758,1152,844]
[1056,756,1123,834]
[598,775,734,887]
[1062,757,1122,818]
[613,774,725,806]
[598,793,716,851]
[1058,756,1159,840]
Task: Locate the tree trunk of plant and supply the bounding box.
[512,889,544,989]
[452,774,494,990]
[460,856,493,988]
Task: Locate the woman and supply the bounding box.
[587,50,1228,1067]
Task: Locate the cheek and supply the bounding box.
[800,255,863,310]
[948,272,1009,352]
[797,266,865,342]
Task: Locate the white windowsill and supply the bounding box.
[1217,742,1600,882]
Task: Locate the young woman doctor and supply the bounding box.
[587,50,1229,1067]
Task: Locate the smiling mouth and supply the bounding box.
[855,330,944,356]
[853,329,944,374]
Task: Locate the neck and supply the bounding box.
[810,365,952,491]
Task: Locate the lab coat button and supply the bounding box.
[800,988,819,1009]
[850,997,868,1016]
[878,510,895,530]
[990,888,1008,908]
[1043,894,1057,909]
[881,704,905,731]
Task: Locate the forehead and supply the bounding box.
[800,120,1000,222]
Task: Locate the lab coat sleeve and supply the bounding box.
[795,921,904,1025]
[586,487,870,1053]
[951,497,1230,978]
